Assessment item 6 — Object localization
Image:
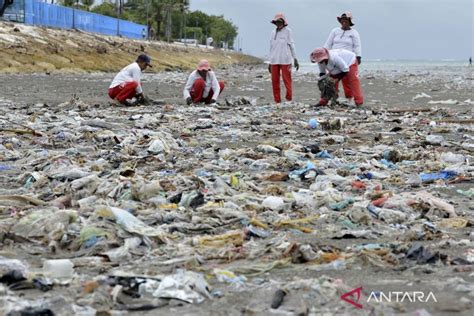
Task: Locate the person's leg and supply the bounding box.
[282,64,292,101]
[108,86,121,100]
[203,81,225,104]
[190,78,206,103]
[346,63,364,105]
[341,76,353,100]
[271,65,281,103]
[218,81,225,94]
[115,81,139,103]
[317,98,328,106]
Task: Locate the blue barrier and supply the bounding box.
[1,0,25,22]
[18,0,147,39]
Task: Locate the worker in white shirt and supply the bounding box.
[310,48,364,106]
[323,11,362,105]
[183,60,225,105]
[108,54,151,106]
[268,13,299,104]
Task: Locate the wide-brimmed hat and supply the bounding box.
[337,11,354,26]
[310,48,329,63]
[271,13,288,26]
[197,59,211,71]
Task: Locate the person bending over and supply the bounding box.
[108,54,152,106]
[310,48,363,107]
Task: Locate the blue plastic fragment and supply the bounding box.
[419,170,457,182]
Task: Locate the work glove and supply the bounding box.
[356,56,361,65]
[268,64,272,74]
[186,97,193,105]
[294,58,299,71]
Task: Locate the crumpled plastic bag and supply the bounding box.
[411,191,456,218]
[314,188,343,208]
[10,209,77,240]
[96,206,167,243]
[104,237,142,262]
[131,180,162,201]
[153,270,211,304]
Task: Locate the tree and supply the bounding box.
[81,0,94,11]
[86,0,238,45]
[91,2,117,18]
[209,16,237,48]
[127,0,189,40]
[60,0,76,7]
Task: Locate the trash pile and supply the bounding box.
[0,72,473,315]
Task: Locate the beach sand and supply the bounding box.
[0,64,473,315]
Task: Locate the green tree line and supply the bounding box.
[59,0,238,48]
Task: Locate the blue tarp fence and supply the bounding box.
[2,0,147,40]
[1,0,25,22]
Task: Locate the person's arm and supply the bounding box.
[268,31,275,73]
[287,29,297,60]
[353,30,362,64]
[287,29,299,70]
[323,29,336,50]
[183,72,195,102]
[131,65,143,94]
[209,72,220,102]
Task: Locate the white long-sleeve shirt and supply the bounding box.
[318,49,356,75]
[109,62,143,94]
[269,27,297,65]
[324,27,362,57]
[183,70,221,101]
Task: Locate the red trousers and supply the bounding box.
[271,64,292,103]
[191,78,225,104]
[108,81,139,103]
[320,63,363,105]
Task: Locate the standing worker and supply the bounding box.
[183,60,225,105]
[324,11,361,105]
[268,13,299,104]
[310,48,364,107]
[108,54,152,106]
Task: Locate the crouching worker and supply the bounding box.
[108,54,152,106]
[310,48,363,106]
[183,60,225,105]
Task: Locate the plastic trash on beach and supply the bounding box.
[0,58,472,315]
[153,270,211,304]
[262,196,285,211]
[96,206,168,243]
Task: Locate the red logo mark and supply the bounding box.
[340,286,363,309]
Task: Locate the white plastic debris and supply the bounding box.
[153,270,211,304]
[262,196,285,211]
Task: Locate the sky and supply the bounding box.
[189,0,473,60]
